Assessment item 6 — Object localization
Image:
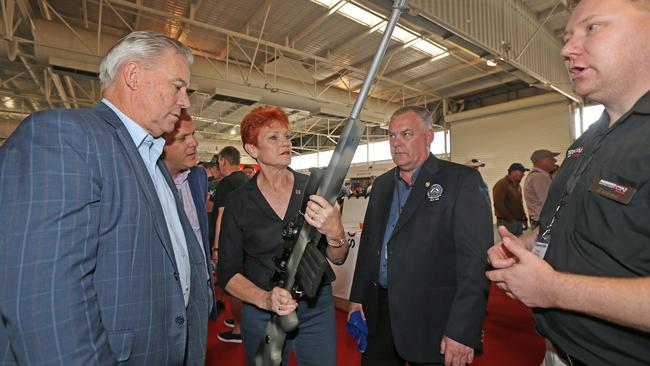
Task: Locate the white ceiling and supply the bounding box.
[0,0,573,159]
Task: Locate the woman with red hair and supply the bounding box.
[217,106,349,365]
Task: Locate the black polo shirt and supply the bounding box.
[214,170,249,209]
[217,169,335,292]
[535,91,650,366]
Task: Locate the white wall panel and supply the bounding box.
[450,96,573,220]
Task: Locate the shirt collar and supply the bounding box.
[531,166,549,175]
[631,89,650,114]
[595,89,650,130]
[101,98,165,160]
[174,169,191,185]
[395,165,422,188]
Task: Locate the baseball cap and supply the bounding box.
[465,158,485,168]
[508,163,530,173]
[530,149,560,163]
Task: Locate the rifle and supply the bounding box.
[253,1,409,364]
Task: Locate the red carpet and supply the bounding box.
[206,283,544,365]
[474,284,545,366]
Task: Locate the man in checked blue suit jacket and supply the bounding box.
[0,31,210,365]
[349,106,493,366]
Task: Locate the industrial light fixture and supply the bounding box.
[486,59,497,67]
[309,0,447,58]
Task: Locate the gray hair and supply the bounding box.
[99,31,193,92]
[391,106,434,131]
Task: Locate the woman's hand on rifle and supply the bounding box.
[266,287,298,316]
[304,195,345,240]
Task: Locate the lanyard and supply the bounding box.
[540,124,614,239]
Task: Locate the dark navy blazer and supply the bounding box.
[350,154,494,364]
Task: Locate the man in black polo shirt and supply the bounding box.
[487,1,650,365]
[213,146,249,343]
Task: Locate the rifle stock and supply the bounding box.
[253,1,408,365]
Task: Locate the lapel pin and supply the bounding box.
[427,184,443,201]
[425,181,431,188]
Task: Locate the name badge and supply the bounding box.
[532,233,550,259]
[588,178,637,204]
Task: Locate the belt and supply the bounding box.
[552,342,588,366]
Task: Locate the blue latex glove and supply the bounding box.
[346,310,368,353]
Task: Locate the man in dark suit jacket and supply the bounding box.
[349,106,493,366]
[163,111,218,321]
[0,32,209,365]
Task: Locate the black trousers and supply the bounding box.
[361,288,441,366]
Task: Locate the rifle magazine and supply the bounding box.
[296,242,328,298]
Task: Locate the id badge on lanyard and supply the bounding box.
[533,202,562,260]
[532,231,550,259]
[533,127,610,259]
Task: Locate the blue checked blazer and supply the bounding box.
[186,166,217,319]
[0,103,209,365]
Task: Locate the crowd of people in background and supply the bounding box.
[2,1,650,365]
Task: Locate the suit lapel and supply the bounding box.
[160,161,212,311]
[375,169,396,248]
[391,154,439,238]
[93,103,178,269]
[187,167,214,291]
[188,167,208,244]
[159,161,204,267]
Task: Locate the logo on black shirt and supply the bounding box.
[567,146,584,158]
